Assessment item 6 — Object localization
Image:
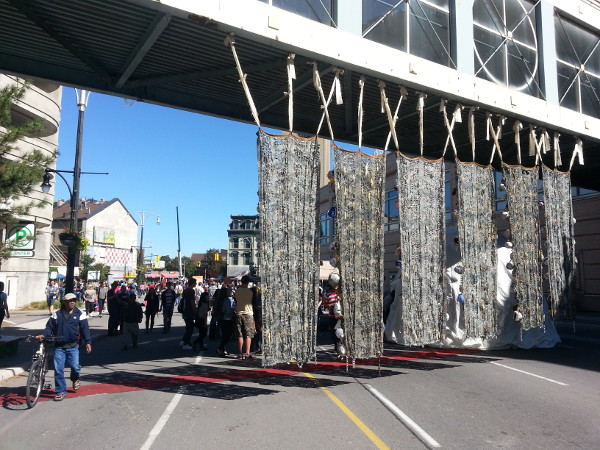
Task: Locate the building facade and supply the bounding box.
[226,214,260,278]
[0,75,61,308]
[51,198,139,281]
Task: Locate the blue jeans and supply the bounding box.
[53,346,80,394]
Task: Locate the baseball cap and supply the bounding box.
[64,293,77,301]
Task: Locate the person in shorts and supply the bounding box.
[234,276,254,359]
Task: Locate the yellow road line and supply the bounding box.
[304,373,390,450]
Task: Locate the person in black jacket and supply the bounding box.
[121,291,143,350]
[37,293,92,401]
[144,285,160,333]
[106,281,120,336]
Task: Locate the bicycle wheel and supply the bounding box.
[25,358,44,408]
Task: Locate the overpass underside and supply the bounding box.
[0,0,599,189]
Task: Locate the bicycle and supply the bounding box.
[24,335,61,408]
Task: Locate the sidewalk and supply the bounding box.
[0,309,110,382]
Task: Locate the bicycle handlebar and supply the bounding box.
[25,335,64,343]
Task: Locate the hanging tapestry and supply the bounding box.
[503,166,544,329]
[258,131,320,367]
[332,146,385,360]
[397,155,445,346]
[456,162,498,339]
[542,166,576,321]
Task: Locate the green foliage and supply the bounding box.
[0,80,56,262]
[202,248,227,278]
[79,253,109,282]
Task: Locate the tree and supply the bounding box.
[202,248,226,278]
[0,81,55,261]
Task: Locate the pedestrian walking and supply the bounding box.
[234,275,254,359]
[84,283,97,317]
[179,278,197,350]
[215,286,236,357]
[121,291,143,350]
[36,293,92,401]
[0,282,9,330]
[97,281,108,317]
[160,282,176,333]
[106,281,120,336]
[144,285,160,333]
[193,291,210,350]
[45,280,59,315]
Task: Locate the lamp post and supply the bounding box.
[133,211,160,284]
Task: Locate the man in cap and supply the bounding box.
[37,292,92,401]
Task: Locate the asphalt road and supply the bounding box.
[0,312,599,449]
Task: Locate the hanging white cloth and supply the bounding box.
[286,53,296,132]
[417,92,426,156]
[468,106,478,160]
[513,120,523,165]
[313,63,342,139]
[486,113,505,165]
[440,100,462,158]
[569,138,584,170]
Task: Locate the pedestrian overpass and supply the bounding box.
[1,0,599,188]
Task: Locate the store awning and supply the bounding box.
[160,271,179,279]
[145,272,161,279]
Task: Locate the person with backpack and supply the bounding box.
[121,291,143,350]
[179,278,197,350]
[160,282,176,333]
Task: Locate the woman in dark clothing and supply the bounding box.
[215,287,236,357]
[144,285,160,333]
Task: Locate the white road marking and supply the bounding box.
[364,384,441,448]
[491,362,568,386]
[140,386,186,450]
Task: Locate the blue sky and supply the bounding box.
[56,88,259,259]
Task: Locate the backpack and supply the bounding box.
[177,296,185,314]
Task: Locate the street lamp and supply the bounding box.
[132,211,160,284]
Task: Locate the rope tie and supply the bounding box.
[286,53,296,132]
[486,113,505,165]
[224,34,261,128]
[417,92,426,156]
[569,138,584,170]
[313,63,342,139]
[529,126,544,165]
[513,120,523,165]
[440,100,462,158]
[379,81,399,150]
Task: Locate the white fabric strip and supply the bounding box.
[358,76,365,150]
[417,92,426,156]
[468,106,477,160]
[224,34,261,128]
[569,138,584,170]
[553,132,561,167]
[287,53,296,132]
[441,100,462,158]
[513,120,523,165]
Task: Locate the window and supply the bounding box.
[231,252,239,265]
[473,0,541,97]
[320,213,331,244]
[243,238,252,249]
[258,0,336,26]
[384,190,399,232]
[231,237,239,249]
[363,0,452,67]
[243,252,252,265]
[555,14,600,118]
[571,186,598,197]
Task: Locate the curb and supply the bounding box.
[0,366,25,383]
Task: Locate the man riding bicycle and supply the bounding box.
[36,293,92,401]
